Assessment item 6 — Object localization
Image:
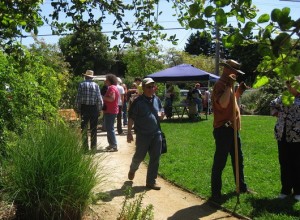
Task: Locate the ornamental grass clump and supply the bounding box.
[2,122,99,220]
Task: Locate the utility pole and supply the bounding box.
[215,22,220,76]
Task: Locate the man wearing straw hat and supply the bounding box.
[210,59,254,203]
[75,70,103,151]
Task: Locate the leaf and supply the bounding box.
[282,91,294,106]
[204,6,214,18]
[271,9,281,22]
[253,76,269,88]
[257,44,270,57]
[222,36,233,48]
[242,21,256,36]
[189,18,206,29]
[215,9,227,26]
[257,14,270,23]
[237,15,245,23]
[215,0,231,7]
[281,7,290,17]
[189,3,200,17]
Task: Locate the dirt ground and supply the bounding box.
[85,127,243,220]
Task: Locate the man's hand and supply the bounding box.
[239,82,250,93]
[236,81,250,99]
[228,74,236,86]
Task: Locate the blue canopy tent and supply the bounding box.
[146,64,219,83]
[146,64,219,120]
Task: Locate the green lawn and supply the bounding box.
[158,115,300,220]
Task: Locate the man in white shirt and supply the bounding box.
[117,77,125,134]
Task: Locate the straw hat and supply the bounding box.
[220,59,245,75]
[83,70,95,77]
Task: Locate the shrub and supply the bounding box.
[240,78,284,115]
[2,122,100,220]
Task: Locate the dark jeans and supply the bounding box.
[211,126,247,196]
[278,140,300,195]
[117,105,123,134]
[80,104,99,150]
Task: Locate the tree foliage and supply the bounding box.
[58,27,115,76]
[0,0,43,52]
[184,30,213,56]
[0,42,69,150]
[173,0,300,103]
[122,46,165,79]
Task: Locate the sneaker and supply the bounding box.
[105,146,112,151]
[294,195,300,201]
[278,194,288,199]
[108,147,118,152]
[209,195,222,204]
[128,171,135,180]
[146,183,161,190]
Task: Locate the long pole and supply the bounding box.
[232,83,240,202]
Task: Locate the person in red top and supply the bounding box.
[210,59,253,203]
[103,74,120,152]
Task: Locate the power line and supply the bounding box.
[20,27,188,38]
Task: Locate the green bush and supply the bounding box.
[118,188,154,220]
[2,122,100,220]
[240,78,284,115]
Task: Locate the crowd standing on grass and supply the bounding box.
[270,76,300,201]
[75,70,103,151]
[210,59,253,203]
[102,74,120,152]
[127,77,165,190]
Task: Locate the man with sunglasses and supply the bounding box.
[127,78,165,190]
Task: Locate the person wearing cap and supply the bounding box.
[270,76,300,201]
[103,74,120,152]
[210,59,253,202]
[75,70,103,151]
[116,77,125,134]
[127,77,165,190]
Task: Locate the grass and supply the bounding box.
[1,122,101,220]
[157,115,300,220]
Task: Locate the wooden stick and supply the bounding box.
[232,83,240,195]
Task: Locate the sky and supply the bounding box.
[20,0,300,51]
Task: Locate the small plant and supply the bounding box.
[117,187,154,220]
[2,122,101,220]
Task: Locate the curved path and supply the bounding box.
[85,127,243,220]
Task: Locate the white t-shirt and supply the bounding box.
[117,84,125,106]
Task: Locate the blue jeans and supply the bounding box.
[103,113,117,148]
[194,98,202,113]
[211,126,247,196]
[129,132,162,185]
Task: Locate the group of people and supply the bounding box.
[75,72,164,190]
[75,72,121,152]
[164,83,211,120]
[74,60,300,200]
